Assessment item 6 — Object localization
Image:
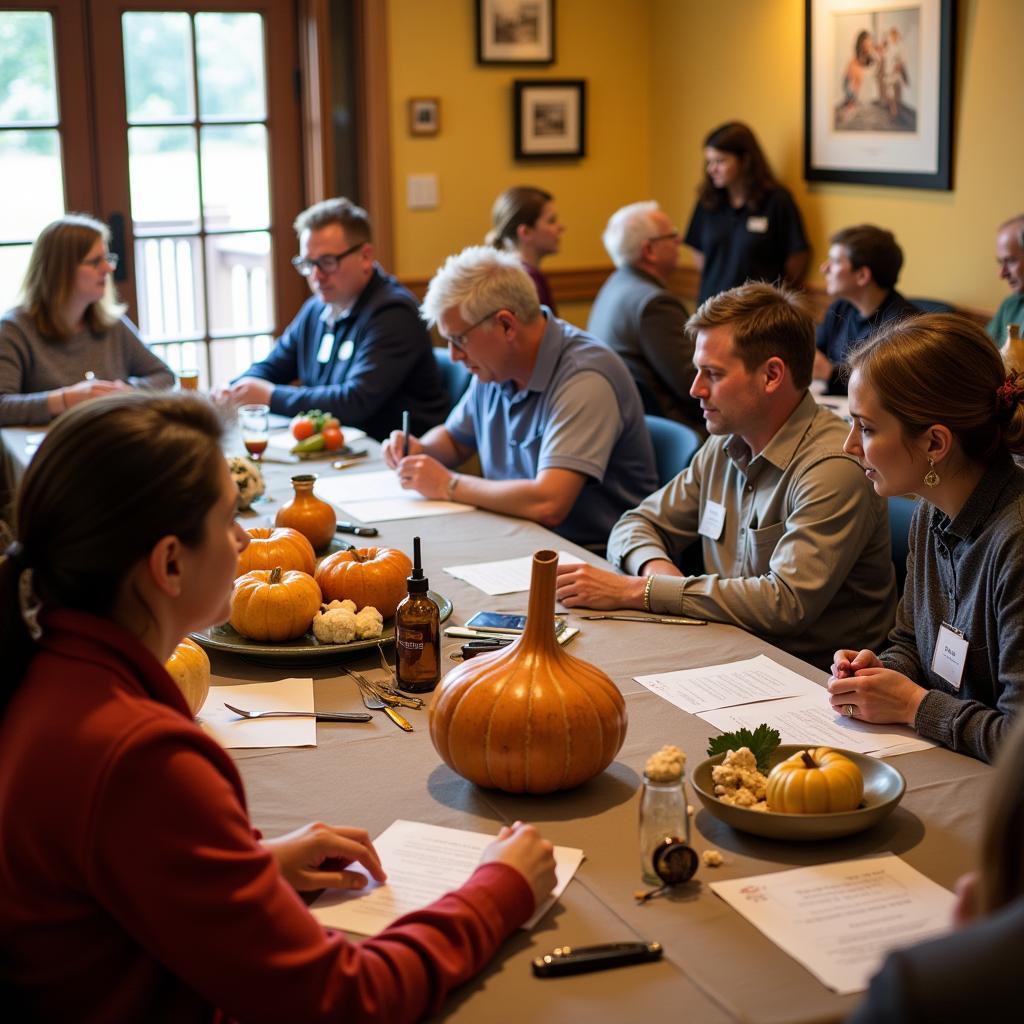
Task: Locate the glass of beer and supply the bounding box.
[239,403,270,462]
[178,369,200,391]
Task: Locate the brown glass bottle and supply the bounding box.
[395,537,441,693]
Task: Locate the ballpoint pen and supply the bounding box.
[579,614,707,626]
[336,522,379,536]
[402,409,410,458]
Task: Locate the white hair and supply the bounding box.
[602,200,662,268]
[420,245,542,327]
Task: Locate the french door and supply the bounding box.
[0,1,306,386]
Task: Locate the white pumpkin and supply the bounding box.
[228,455,265,510]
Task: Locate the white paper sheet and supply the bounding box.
[443,551,582,595]
[634,654,826,714]
[311,819,584,935]
[698,692,935,756]
[267,425,366,451]
[199,678,316,748]
[710,854,956,994]
[314,471,473,522]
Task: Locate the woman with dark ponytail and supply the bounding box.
[0,392,555,1022]
[830,313,1024,763]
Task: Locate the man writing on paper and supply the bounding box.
[555,282,897,670]
[381,246,658,547]
[215,198,447,441]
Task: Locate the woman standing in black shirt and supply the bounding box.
[684,122,809,304]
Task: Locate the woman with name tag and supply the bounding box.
[0,213,174,426]
[0,391,556,1022]
[829,313,1024,763]
[683,121,809,305]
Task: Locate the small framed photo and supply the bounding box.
[513,78,585,160]
[407,97,440,137]
[477,0,555,65]
[804,0,955,189]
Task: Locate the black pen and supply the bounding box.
[336,522,379,537]
[402,409,410,458]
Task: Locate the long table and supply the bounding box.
[3,421,992,1022]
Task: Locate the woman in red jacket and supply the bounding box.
[0,392,555,1023]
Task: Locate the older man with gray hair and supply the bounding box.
[382,246,657,547]
[987,214,1024,345]
[587,201,700,429]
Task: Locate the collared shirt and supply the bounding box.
[607,391,896,670]
[445,312,657,546]
[987,292,1024,346]
[882,454,1024,763]
[815,290,920,395]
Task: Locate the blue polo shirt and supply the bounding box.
[445,312,658,546]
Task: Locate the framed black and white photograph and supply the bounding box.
[804,0,955,189]
[407,97,440,137]
[477,0,555,65]
[513,79,585,160]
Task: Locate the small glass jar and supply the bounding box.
[639,770,691,884]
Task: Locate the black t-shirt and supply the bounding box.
[815,289,920,394]
[685,186,808,304]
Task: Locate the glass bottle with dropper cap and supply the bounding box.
[395,536,441,693]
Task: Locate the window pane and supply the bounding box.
[0,244,32,312]
[200,124,269,231]
[196,13,266,121]
[129,126,200,233]
[148,339,207,388]
[205,232,273,334]
[122,12,194,123]
[211,333,272,387]
[134,234,205,341]
[0,130,63,241]
[0,12,58,124]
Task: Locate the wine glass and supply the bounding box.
[239,403,270,462]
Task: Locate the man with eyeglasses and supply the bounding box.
[987,214,1024,346]
[587,201,701,431]
[217,198,446,440]
[381,246,658,547]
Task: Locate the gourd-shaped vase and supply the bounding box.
[275,474,336,553]
[428,549,628,793]
[1001,323,1024,376]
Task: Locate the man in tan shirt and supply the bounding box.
[556,281,896,670]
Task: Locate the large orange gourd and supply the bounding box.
[315,546,412,618]
[429,550,628,794]
[230,567,321,641]
[237,526,316,577]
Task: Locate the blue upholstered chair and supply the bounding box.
[433,347,472,413]
[888,494,918,596]
[645,415,702,487]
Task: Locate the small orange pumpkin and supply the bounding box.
[230,566,321,641]
[766,747,864,814]
[236,526,315,578]
[315,546,412,618]
[165,637,211,716]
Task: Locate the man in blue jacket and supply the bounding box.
[217,198,447,440]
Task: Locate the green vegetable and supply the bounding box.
[301,409,331,434]
[707,724,781,772]
[291,433,326,455]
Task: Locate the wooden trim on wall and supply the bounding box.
[354,0,394,269]
[297,0,332,205]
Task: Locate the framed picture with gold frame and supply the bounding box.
[407,97,440,137]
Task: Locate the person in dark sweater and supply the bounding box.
[813,224,919,395]
[830,313,1024,763]
[217,197,447,440]
[849,716,1024,1022]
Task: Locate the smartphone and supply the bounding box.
[464,611,566,635]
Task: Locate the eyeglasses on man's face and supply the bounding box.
[647,230,681,245]
[444,309,504,353]
[291,240,365,277]
[81,252,119,270]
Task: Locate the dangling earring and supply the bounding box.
[924,457,940,488]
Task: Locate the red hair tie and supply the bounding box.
[996,372,1024,415]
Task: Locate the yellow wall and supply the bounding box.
[387,0,654,283]
[387,0,1023,316]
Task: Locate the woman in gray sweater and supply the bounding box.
[0,214,173,425]
[829,313,1024,763]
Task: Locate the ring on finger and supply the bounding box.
[842,703,857,718]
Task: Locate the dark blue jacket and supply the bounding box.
[238,267,447,440]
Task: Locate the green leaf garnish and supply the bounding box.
[707,724,781,772]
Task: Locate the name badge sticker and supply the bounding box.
[316,332,334,364]
[930,622,968,690]
[746,215,769,234]
[338,339,355,362]
[698,499,726,541]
